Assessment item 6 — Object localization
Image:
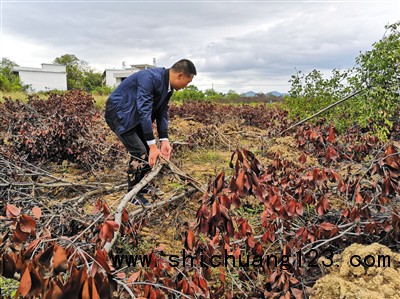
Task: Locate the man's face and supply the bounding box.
[173,73,194,90]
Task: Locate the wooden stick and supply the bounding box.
[104,164,163,253]
[279,89,362,136]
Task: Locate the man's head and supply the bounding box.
[169,59,197,90]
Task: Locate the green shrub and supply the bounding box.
[285,22,400,140]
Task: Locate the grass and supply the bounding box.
[0,276,19,297]
[92,94,109,109]
[192,150,227,164]
[0,91,32,102]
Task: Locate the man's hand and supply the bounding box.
[160,140,172,161]
[148,144,160,167]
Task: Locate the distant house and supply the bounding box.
[102,63,155,88]
[12,63,67,92]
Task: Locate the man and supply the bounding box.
[105,59,196,205]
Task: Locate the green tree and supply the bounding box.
[225,90,240,101]
[350,22,400,138]
[171,85,205,103]
[0,58,26,92]
[204,88,223,101]
[54,54,103,92]
[285,22,400,139]
[82,69,103,92]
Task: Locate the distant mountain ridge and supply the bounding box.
[241,91,257,97]
[269,91,288,97]
[240,91,288,97]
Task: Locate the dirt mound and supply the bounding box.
[311,243,400,299]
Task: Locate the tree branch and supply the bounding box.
[104,164,163,253]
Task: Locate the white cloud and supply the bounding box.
[1,1,399,93]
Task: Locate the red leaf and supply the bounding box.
[355,191,363,204]
[236,170,245,192]
[81,278,90,299]
[296,203,304,215]
[286,201,296,216]
[214,170,225,195]
[233,247,240,259]
[212,200,221,218]
[186,229,195,250]
[316,203,325,215]
[98,226,113,243]
[6,204,21,218]
[296,227,305,238]
[94,249,111,274]
[319,222,335,231]
[102,204,111,218]
[385,145,399,168]
[32,207,42,219]
[325,146,338,162]
[13,226,30,243]
[198,275,208,291]
[122,208,129,223]
[91,277,100,299]
[304,193,313,204]
[298,153,307,164]
[220,267,226,283]
[53,245,68,272]
[127,271,141,284]
[246,236,255,248]
[220,194,231,209]
[17,267,32,297]
[323,197,330,210]
[327,126,336,143]
[244,173,252,191]
[291,287,304,299]
[99,221,118,243]
[330,170,341,181]
[312,168,320,180]
[19,215,37,233]
[231,193,241,209]
[309,129,317,140]
[226,220,235,237]
[92,198,103,214]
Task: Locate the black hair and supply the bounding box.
[171,59,197,76]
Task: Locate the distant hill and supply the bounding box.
[268,91,288,97]
[241,91,288,98]
[241,91,257,97]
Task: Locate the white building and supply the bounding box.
[102,63,155,88]
[12,63,67,92]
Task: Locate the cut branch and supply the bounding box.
[104,163,163,253]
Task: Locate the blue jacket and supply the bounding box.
[105,67,172,141]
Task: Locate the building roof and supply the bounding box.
[130,64,154,70]
[12,63,66,73]
[102,66,139,76]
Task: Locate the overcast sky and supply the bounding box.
[1,0,399,93]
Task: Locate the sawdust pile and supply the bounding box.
[311,243,400,299]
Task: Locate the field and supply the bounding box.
[1,91,400,298]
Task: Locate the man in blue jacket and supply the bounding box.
[105,59,196,204]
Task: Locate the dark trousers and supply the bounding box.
[105,102,151,191]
